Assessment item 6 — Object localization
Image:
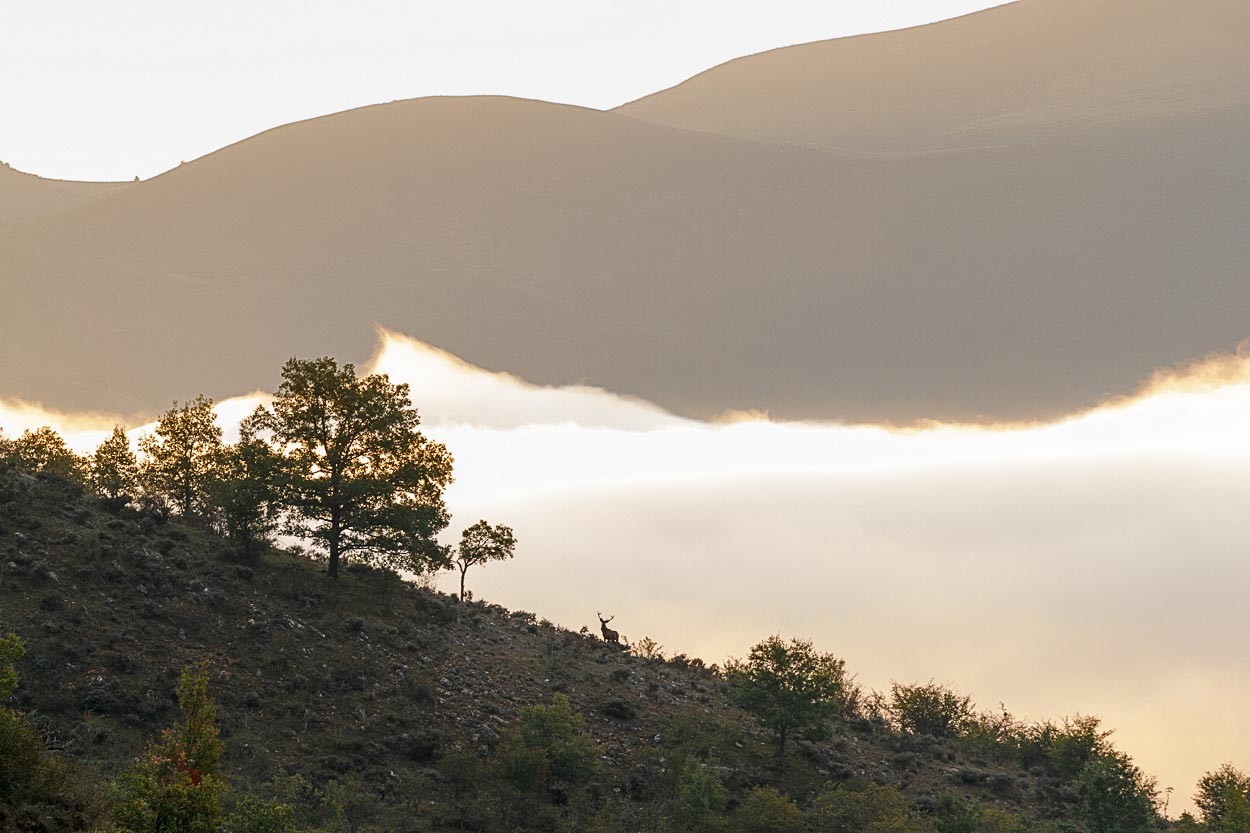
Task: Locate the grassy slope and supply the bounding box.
[0,465,1085,829]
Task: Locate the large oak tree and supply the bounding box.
[252,357,453,579]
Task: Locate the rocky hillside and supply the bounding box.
[0,464,1154,831]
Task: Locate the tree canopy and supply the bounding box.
[139,395,224,519]
[251,357,454,579]
[452,520,516,601]
[726,635,855,759]
[90,425,138,503]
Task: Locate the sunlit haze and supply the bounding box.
[3,0,1010,181]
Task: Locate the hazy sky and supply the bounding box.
[3,1,1010,181]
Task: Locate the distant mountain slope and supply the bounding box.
[617,0,1250,176]
[1,94,1247,423]
[0,163,128,230]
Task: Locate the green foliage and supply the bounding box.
[0,698,44,806]
[672,758,728,833]
[727,635,855,758]
[888,681,975,738]
[108,663,227,833]
[250,357,454,579]
[320,776,376,833]
[0,632,22,700]
[1170,813,1203,833]
[1215,789,1250,833]
[206,422,282,557]
[809,781,923,833]
[1197,765,1250,826]
[933,793,981,833]
[139,395,224,519]
[1028,715,1113,779]
[4,426,86,481]
[0,635,93,829]
[728,786,803,833]
[1073,749,1158,833]
[91,425,139,503]
[453,519,516,601]
[961,704,1026,762]
[223,794,297,833]
[632,636,665,660]
[497,693,599,793]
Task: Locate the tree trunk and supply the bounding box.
[459,565,468,601]
[327,514,341,579]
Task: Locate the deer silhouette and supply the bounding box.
[596,612,620,645]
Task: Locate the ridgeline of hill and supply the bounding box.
[0,461,1182,832]
[2,0,1248,424]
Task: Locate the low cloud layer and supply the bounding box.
[5,330,1250,813]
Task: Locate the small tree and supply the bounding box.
[888,681,975,738]
[206,419,281,558]
[1074,750,1158,833]
[726,635,854,760]
[452,520,516,601]
[139,396,224,520]
[91,425,139,505]
[5,427,85,481]
[109,663,227,833]
[1198,765,1250,827]
[252,357,453,579]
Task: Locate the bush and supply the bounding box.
[728,786,803,833]
[888,681,974,738]
[108,664,227,833]
[1074,750,1157,833]
[223,794,298,833]
[1027,715,1112,779]
[809,781,921,832]
[672,758,728,833]
[496,694,599,794]
[727,635,856,758]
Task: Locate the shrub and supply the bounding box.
[1019,715,1112,779]
[108,664,227,833]
[223,793,298,833]
[672,758,728,833]
[496,694,599,794]
[1074,750,1157,833]
[888,681,974,738]
[809,781,922,832]
[632,637,665,660]
[728,786,803,833]
[727,635,856,758]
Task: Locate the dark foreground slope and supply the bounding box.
[0,465,1135,831]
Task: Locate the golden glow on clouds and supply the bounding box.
[4,328,1250,815]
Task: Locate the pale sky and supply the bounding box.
[2,1,1011,181]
